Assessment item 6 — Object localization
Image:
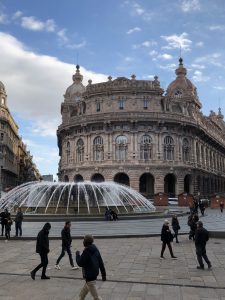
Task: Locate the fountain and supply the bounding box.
[0,181,155,215]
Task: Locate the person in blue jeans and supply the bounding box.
[55,221,79,270]
[15,207,23,237]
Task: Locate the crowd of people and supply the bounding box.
[104,208,118,221]
[0,207,23,241]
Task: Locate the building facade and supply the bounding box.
[57,59,225,198]
[0,81,41,193]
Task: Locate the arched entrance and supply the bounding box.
[91,173,105,182]
[64,175,69,182]
[139,173,154,198]
[184,175,191,194]
[114,173,130,186]
[164,174,176,197]
[74,174,84,183]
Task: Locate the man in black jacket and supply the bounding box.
[0,209,6,236]
[30,222,51,280]
[55,221,78,270]
[15,207,23,237]
[76,235,106,300]
[160,220,177,259]
[195,221,212,270]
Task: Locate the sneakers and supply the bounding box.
[208,264,212,269]
[160,256,165,259]
[171,256,178,259]
[197,265,204,270]
[30,271,35,280]
[72,266,79,270]
[55,264,61,270]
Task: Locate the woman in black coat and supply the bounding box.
[30,222,51,280]
[172,215,180,243]
[160,220,177,259]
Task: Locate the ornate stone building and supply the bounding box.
[57,59,225,198]
[0,81,41,193]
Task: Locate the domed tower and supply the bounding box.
[163,58,201,116]
[0,81,7,107]
[61,65,86,123]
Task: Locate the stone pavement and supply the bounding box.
[0,236,225,299]
[4,208,225,238]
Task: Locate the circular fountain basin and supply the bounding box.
[0,181,155,215]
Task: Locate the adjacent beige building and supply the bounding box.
[0,81,41,193]
[57,59,225,198]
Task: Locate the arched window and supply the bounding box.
[93,136,104,161]
[66,141,70,164]
[182,138,190,162]
[140,135,152,160]
[164,136,174,160]
[115,135,127,160]
[76,139,84,162]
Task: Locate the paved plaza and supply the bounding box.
[0,225,225,299]
[2,208,225,238]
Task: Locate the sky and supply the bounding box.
[0,0,224,178]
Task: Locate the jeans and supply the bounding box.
[161,241,174,257]
[56,245,74,267]
[32,253,48,277]
[196,245,211,267]
[173,229,179,242]
[79,281,102,300]
[15,222,22,236]
[5,228,10,240]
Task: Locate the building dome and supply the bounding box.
[65,65,85,100]
[166,58,197,98]
[0,81,5,92]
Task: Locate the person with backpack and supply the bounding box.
[30,222,51,280]
[160,220,177,259]
[76,235,106,300]
[55,221,79,270]
[195,221,212,270]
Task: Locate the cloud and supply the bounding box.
[209,25,225,31]
[161,32,192,51]
[124,1,154,21]
[126,27,141,34]
[133,40,157,49]
[180,0,200,12]
[149,50,158,56]
[124,56,134,62]
[159,63,177,71]
[157,53,173,60]
[192,70,210,82]
[191,63,205,69]
[21,16,56,32]
[0,32,107,135]
[0,13,9,24]
[194,53,223,67]
[57,28,86,49]
[196,41,204,47]
[12,10,23,20]
[213,86,225,90]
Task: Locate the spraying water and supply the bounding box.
[0,181,155,215]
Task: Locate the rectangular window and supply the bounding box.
[0,133,3,141]
[96,103,100,112]
[144,99,148,109]
[119,100,124,110]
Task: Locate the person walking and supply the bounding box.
[0,209,6,236]
[195,221,212,270]
[76,235,106,300]
[220,201,224,213]
[5,216,13,241]
[188,215,197,241]
[15,207,23,237]
[160,220,177,259]
[171,215,180,243]
[55,221,79,270]
[30,222,51,280]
